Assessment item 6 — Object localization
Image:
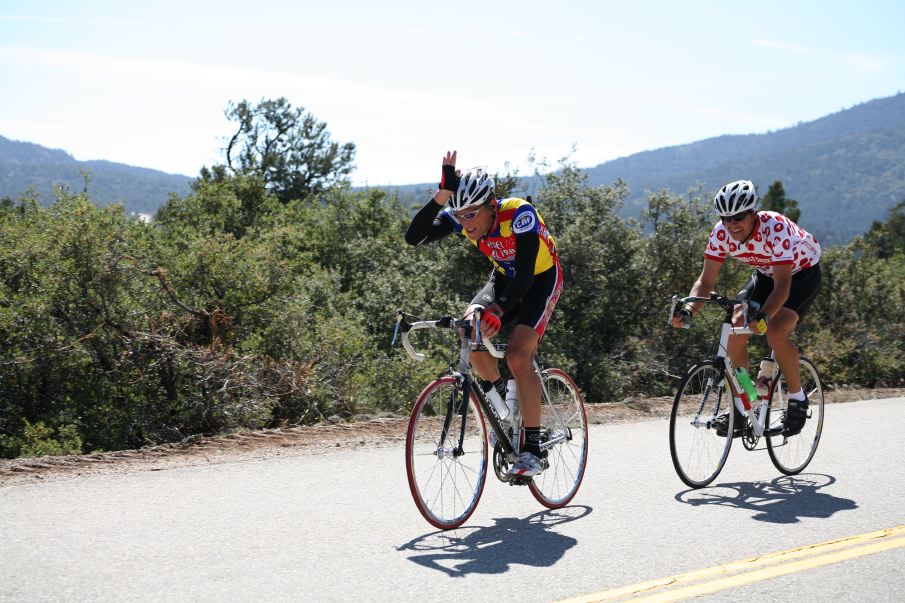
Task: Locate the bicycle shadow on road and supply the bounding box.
[397,506,592,577]
[675,474,857,524]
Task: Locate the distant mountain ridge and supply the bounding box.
[585,92,905,243]
[384,92,905,244]
[0,135,192,216]
[5,92,905,242]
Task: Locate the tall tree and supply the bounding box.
[202,97,356,203]
[760,180,801,222]
[864,199,905,258]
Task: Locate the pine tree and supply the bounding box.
[760,181,801,222]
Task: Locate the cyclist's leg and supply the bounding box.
[506,265,562,479]
[729,270,769,371]
[464,275,508,383]
[507,325,542,426]
[470,348,500,383]
[463,303,500,381]
[768,265,821,396]
[767,307,802,393]
[510,263,562,428]
[727,305,751,371]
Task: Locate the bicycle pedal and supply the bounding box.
[508,476,532,486]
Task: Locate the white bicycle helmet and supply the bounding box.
[449,167,494,211]
[714,180,757,216]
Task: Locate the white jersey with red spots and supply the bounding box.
[704,210,821,277]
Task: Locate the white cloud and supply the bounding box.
[750,38,892,74]
[751,39,822,54]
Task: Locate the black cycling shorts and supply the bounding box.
[470,263,563,339]
[740,264,821,319]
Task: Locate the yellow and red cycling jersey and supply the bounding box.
[441,197,558,277]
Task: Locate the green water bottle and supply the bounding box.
[735,367,758,402]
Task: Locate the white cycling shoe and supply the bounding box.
[507,451,546,478]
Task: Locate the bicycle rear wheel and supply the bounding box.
[405,376,488,530]
[670,361,733,488]
[766,357,824,475]
[529,368,588,508]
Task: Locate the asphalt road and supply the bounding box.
[2,397,903,602]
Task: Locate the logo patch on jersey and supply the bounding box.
[512,212,536,234]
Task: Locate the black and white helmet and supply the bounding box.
[714,180,757,216]
[449,167,494,211]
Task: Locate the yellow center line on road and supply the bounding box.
[558,525,905,603]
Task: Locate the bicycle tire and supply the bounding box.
[669,361,734,488]
[766,356,824,475]
[405,376,488,530]
[529,368,589,508]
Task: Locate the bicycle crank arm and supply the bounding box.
[540,431,570,449]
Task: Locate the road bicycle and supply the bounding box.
[667,293,824,488]
[393,309,588,530]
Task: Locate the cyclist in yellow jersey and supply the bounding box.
[405,151,563,477]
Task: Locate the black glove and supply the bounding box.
[439,164,460,192]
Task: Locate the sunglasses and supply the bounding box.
[721,210,753,223]
[454,207,483,221]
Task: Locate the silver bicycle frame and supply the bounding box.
[397,310,571,454]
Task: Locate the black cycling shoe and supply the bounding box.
[714,407,745,438]
[783,394,809,436]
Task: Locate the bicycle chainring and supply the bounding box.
[492,442,512,482]
[742,431,759,450]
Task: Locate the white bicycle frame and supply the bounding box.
[670,295,769,437]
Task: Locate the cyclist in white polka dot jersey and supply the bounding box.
[705,210,821,277]
[672,181,821,430]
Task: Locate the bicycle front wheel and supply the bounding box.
[766,357,824,475]
[529,368,588,508]
[405,376,488,530]
[669,361,733,488]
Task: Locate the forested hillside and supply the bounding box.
[585,92,905,243]
[0,135,192,216]
[385,93,905,244]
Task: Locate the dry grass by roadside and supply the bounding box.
[1,387,902,487]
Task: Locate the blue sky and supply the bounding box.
[1,1,903,186]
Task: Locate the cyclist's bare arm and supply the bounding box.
[671,259,722,327]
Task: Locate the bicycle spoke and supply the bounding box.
[767,357,824,475]
[530,369,588,508]
[406,378,488,529]
[670,362,733,488]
